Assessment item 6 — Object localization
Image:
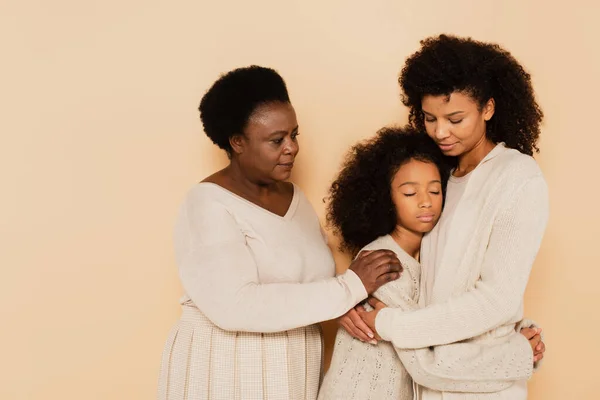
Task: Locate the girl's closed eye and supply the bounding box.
[403,192,416,197]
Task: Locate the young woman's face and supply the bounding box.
[391,159,443,234]
[233,101,300,183]
[421,91,494,157]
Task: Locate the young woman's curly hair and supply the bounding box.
[399,34,543,156]
[326,126,450,256]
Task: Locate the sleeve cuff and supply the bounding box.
[340,269,368,305]
[375,307,395,341]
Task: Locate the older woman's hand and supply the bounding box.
[349,250,402,294]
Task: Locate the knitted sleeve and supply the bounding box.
[176,194,367,333]
[375,175,549,348]
[396,332,533,392]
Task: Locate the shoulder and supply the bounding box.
[492,146,545,182]
[185,183,229,206]
[479,147,547,203]
[359,235,409,262]
[180,183,241,224]
[290,182,318,214]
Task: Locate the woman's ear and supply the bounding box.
[229,134,245,155]
[483,98,496,121]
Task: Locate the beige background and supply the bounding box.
[2,0,598,399]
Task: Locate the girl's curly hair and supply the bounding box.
[400,34,543,156]
[326,126,450,256]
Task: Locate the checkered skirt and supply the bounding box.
[158,304,323,400]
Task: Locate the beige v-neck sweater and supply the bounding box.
[158,183,368,400]
[375,144,549,400]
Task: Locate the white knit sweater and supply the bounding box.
[375,144,549,400]
[318,235,538,400]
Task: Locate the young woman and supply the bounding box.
[157,66,402,400]
[340,34,548,400]
[318,127,541,399]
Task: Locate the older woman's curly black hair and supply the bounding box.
[400,34,543,156]
[327,126,450,256]
[199,65,290,155]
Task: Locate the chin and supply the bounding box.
[441,148,460,157]
[272,172,292,182]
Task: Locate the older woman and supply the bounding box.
[157,66,401,400]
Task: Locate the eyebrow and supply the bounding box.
[422,110,465,117]
[399,180,442,187]
[268,125,299,137]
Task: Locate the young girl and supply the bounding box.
[318,126,540,399]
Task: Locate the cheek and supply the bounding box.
[393,196,414,220]
[424,123,436,139]
[256,147,279,166]
[432,195,444,213]
[458,120,483,141]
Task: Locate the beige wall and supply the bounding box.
[2,0,598,398]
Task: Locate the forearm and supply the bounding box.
[396,333,533,392]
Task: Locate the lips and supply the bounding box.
[438,142,457,151]
[278,162,294,169]
[417,213,435,222]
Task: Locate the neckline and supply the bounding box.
[449,171,472,184]
[197,182,300,221]
[384,234,419,264]
[450,142,506,183]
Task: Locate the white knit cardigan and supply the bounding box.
[376,144,549,399]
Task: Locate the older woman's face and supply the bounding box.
[237,101,299,184]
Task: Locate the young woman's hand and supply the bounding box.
[337,304,377,344]
[338,297,389,343]
[354,297,387,340]
[520,327,546,363]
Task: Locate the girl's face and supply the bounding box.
[421,91,495,157]
[391,159,443,234]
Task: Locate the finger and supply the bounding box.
[373,258,403,274]
[376,271,401,286]
[529,335,541,351]
[355,304,366,312]
[356,250,373,258]
[520,327,537,340]
[342,319,371,342]
[370,253,401,267]
[337,315,350,328]
[367,297,386,309]
[339,320,362,341]
[348,309,375,340]
[535,341,545,354]
[361,249,398,264]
